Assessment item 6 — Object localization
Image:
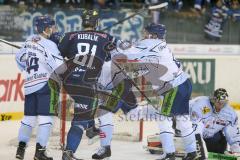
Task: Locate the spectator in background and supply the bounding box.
[229,0,240,21]
[204,0,229,41]
[194,0,211,11]
[65,0,81,4]
[146,0,182,24]
[94,0,120,9]
[168,0,183,12]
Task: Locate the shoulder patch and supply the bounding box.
[202,106,210,114]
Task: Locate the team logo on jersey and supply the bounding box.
[202,106,210,114]
[31,35,41,42]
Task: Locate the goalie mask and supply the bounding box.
[210,88,229,112]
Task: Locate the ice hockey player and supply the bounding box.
[91,50,139,159]
[15,16,63,160]
[190,88,240,154]
[113,23,198,160]
[57,10,117,160]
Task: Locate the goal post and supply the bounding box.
[57,76,146,147]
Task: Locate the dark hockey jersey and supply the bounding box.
[58,30,115,84]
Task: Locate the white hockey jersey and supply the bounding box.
[15,34,63,95]
[190,96,240,152]
[118,39,189,95]
[98,60,125,90]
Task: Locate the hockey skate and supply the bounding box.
[62,150,83,160]
[34,143,53,160]
[86,126,100,145]
[92,146,111,160]
[182,151,199,160]
[16,141,26,160]
[156,153,176,160]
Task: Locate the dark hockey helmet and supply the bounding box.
[35,15,55,33]
[144,23,167,39]
[82,10,99,29]
[211,88,229,103]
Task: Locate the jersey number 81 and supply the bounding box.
[73,42,97,68]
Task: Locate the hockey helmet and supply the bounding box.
[144,23,166,39]
[212,88,229,103]
[35,15,55,34]
[82,10,99,29]
[210,88,229,112]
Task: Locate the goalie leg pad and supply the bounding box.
[196,133,208,159]
[18,116,37,143]
[158,116,175,153]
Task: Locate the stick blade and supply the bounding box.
[148,2,168,10]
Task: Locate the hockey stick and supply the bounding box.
[101,2,168,31]
[112,61,159,111]
[0,38,158,109]
[0,39,135,105]
[0,3,169,49]
[0,38,21,49]
[0,3,168,49]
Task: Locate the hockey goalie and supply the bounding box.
[147,88,240,160]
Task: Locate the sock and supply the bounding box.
[159,133,175,153]
[176,115,197,153]
[100,124,113,146]
[36,123,52,147]
[66,125,83,152]
[18,122,33,143]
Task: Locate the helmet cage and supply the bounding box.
[210,88,229,110]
